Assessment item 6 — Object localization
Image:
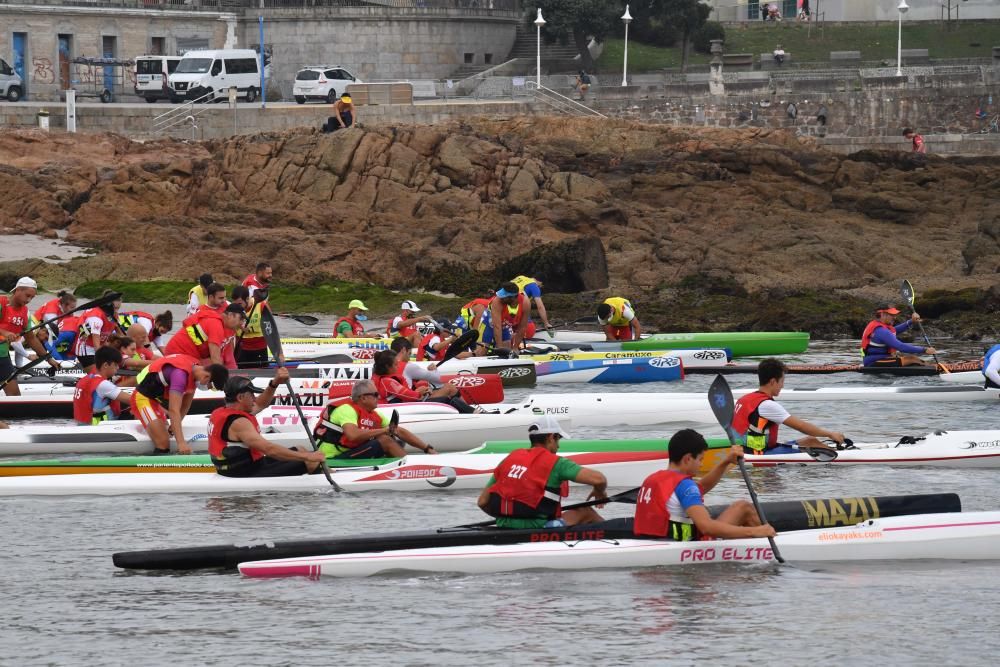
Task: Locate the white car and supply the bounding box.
[293,66,360,104]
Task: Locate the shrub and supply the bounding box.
[693,21,726,55]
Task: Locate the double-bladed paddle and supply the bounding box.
[708,374,785,563]
[275,313,320,326]
[0,352,55,388]
[900,280,946,372]
[260,308,343,492]
[434,329,478,370]
[20,291,122,340]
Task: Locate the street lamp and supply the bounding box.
[534,8,545,88]
[896,0,909,76]
[621,4,633,87]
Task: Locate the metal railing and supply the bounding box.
[525,80,606,118]
[151,88,216,135]
[0,0,520,12]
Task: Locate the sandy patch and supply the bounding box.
[0,234,91,264]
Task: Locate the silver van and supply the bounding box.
[0,57,23,101]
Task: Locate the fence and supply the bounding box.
[0,0,520,12]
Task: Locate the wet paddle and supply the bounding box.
[435,329,478,370]
[708,374,785,563]
[900,280,946,372]
[0,352,55,388]
[276,313,320,326]
[449,487,642,531]
[260,308,343,492]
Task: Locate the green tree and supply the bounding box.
[533,0,622,72]
[646,0,711,71]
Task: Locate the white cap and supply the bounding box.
[14,277,37,290]
[401,300,421,312]
[529,415,570,439]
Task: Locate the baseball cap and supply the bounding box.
[875,302,900,315]
[224,303,248,318]
[348,299,369,311]
[528,415,571,439]
[495,287,517,299]
[14,277,37,290]
[341,93,352,102]
[223,376,264,401]
[401,300,421,312]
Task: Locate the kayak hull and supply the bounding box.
[237,511,1000,577]
[533,356,683,384]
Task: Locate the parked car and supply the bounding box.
[134,55,182,102]
[293,66,360,104]
[0,57,23,101]
[169,49,262,103]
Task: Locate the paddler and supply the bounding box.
[242,261,272,301]
[478,416,607,528]
[371,348,479,414]
[861,302,936,367]
[34,290,76,331]
[983,344,1000,389]
[72,346,132,425]
[73,289,124,373]
[457,295,492,335]
[209,373,327,477]
[186,273,214,316]
[126,325,157,362]
[333,299,369,338]
[732,358,845,455]
[1,277,63,395]
[118,310,172,355]
[164,302,246,369]
[234,284,273,368]
[313,380,436,459]
[633,429,776,541]
[387,300,432,347]
[476,283,529,356]
[416,319,472,362]
[596,297,642,341]
[511,275,554,339]
[131,353,229,455]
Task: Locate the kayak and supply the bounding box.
[546,332,809,357]
[747,430,1000,468]
[522,349,731,367]
[735,384,1000,402]
[0,438,715,495]
[690,359,983,376]
[940,370,988,384]
[0,438,729,477]
[235,511,1000,577]
[534,355,683,384]
[113,493,960,571]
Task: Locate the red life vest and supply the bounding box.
[137,354,199,400]
[633,469,699,537]
[416,333,446,362]
[0,295,29,337]
[462,298,491,311]
[484,447,567,519]
[333,316,365,338]
[315,401,384,448]
[72,373,121,425]
[860,320,896,356]
[387,313,418,338]
[372,370,419,402]
[74,307,118,356]
[242,273,268,298]
[59,315,80,334]
[732,390,779,452]
[33,298,63,322]
[166,308,226,360]
[208,406,263,464]
[493,294,528,327]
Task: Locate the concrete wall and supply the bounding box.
[0,6,235,102]
[710,0,1000,22]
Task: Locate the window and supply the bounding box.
[151,37,165,55]
[167,59,180,74]
[210,60,222,76]
[296,69,320,81]
[464,52,474,64]
[225,58,258,75]
[176,58,212,74]
[485,53,493,65]
[136,59,161,75]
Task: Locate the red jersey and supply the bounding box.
[373,371,421,402]
[0,295,29,337]
[242,274,268,299]
[633,469,699,537]
[74,307,118,356]
[165,308,227,361]
[72,373,121,425]
[33,298,63,322]
[417,333,447,362]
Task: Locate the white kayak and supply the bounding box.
[737,384,1000,402]
[939,371,988,385]
[747,430,1000,468]
[522,349,729,368]
[0,446,666,496]
[237,510,1000,577]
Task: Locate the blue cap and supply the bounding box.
[496,287,517,298]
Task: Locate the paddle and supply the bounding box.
[276,313,320,326]
[435,329,478,370]
[448,487,642,531]
[260,308,343,492]
[20,291,122,339]
[0,352,55,388]
[900,280,946,372]
[708,374,785,563]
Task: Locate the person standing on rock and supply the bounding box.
[1,277,62,395]
[860,302,935,367]
[187,273,214,316]
[511,275,554,339]
[333,299,369,338]
[903,128,927,154]
[597,297,642,341]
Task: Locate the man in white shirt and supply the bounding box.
[772,44,786,66]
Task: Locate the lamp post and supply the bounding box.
[896,0,909,77]
[534,8,545,88]
[621,4,633,87]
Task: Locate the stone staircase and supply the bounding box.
[507,21,582,74]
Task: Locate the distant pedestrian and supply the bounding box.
[323,92,355,133]
[772,44,786,66]
[575,70,591,102]
[902,128,927,153]
[816,104,828,126]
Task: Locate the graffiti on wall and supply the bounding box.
[31,56,137,87]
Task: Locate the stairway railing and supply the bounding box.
[526,80,606,118]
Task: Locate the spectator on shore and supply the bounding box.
[323,93,355,133]
[760,3,768,21]
[903,128,927,154]
[575,70,591,102]
[816,104,828,126]
[773,44,786,66]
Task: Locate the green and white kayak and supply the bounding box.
[622,332,809,357]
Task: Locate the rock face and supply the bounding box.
[0,119,998,306]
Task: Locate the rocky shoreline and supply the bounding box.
[0,120,997,340]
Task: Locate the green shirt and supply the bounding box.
[335,320,357,338]
[318,403,389,457]
[486,456,583,529]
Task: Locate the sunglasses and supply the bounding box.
[361,392,379,398]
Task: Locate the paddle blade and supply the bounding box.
[389,409,399,430]
[259,307,284,363]
[900,280,916,308]
[278,313,319,326]
[441,330,478,364]
[708,374,737,444]
[77,291,123,313]
[804,447,839,463]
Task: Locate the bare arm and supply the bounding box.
[687,505,774,539]
[229,419,325,462]
[394,426,431,452]
[22,331,60,368]
[631,316,642,338]
[603,324,616,341]
[533,297,551,329]
[783,415,844,444]
[490,302,507,349]
[574,467,608,500]
[341,421,390,443]
[168,390,190,453]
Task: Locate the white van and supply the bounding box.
[0,57,22,101]
[168,49,262,102]
[134,55,181,103]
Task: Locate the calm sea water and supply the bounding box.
[4,307,999,666]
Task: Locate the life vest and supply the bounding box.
[483,447,568,519]
[208,407,263,470]
[239,301,266,351]
[73,307,118,356]
[187,284,207,312]
[33,298,63,322]
[602,297,634,327]
[72,373,121,425]
[168,308,225,359]
[860,320,896,357]
[117,310,154,331]
[314,401,383,448]
[242,273,268,298]
[511,276,540,295]
[58,315,80,335]
[333,316,365,338]
[417,333,447,362]
[503,294,528,326]
[732,390,780,452]
[135,354,199,401]
[386,313,418,338]
[633,469,700,539]
[0,295,29,339]
[372,369,415,402]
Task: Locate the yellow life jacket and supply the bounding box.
[603,297,634,327]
